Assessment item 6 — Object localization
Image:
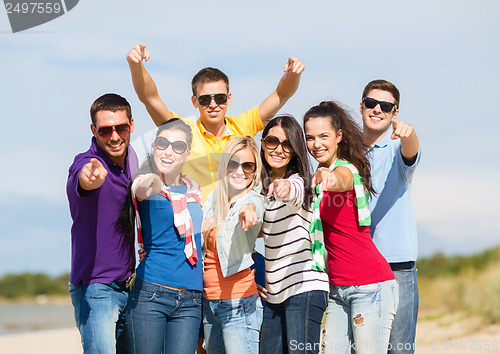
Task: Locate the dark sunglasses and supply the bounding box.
[154,136,188,154]
[196,93,228,106]
[227,159,256,174]
[363,97,397,113]
[262,135,293,153]
[95,123,131,139]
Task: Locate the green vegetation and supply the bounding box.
[418,247,500,324]
[417,247,500,278]
[0,273,69,299]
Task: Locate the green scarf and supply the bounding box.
[310,158,371,271]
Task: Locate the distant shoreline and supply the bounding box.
[0,300,74,336]
[0,295,70,305]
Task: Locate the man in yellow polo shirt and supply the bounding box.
[126,43,304,200]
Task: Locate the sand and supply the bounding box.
[0,315,499,354]
[0,327,81,354]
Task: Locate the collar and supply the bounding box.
[197,118,232,137]
[372,129,392,149]
[90,137,129,170]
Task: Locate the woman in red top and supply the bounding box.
[304,101,398,354]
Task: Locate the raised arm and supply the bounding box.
[126,43,173,126]
[391,120,420,162]
[258,56,304,125]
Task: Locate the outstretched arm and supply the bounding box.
[392,121,420,162]
[127,43,173,126]
[78,158,108,191]
[258,56,304,125]
[132,173,163,201]
[311,167,353,193]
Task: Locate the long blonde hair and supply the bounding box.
[206,136,262,245]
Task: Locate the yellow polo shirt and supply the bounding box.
[171,107,264,201]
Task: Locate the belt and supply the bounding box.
[390,261,415,271]
[115,275,134,289]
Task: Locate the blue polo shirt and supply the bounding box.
[67,137,138,286]
[368,129,421,263]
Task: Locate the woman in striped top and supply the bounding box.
[259,115,330,354]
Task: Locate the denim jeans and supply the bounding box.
[203,294,263,353]
[388,265,419,354]
[69,281,130,354]
[260,290,328,354]
[126,277,202,354]
[323,279,399,354]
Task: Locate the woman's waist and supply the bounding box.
[134,277,203,296]
[203,266,257,299]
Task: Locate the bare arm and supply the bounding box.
[392,120,420,161]
[126,43,173,126]
[258,56,304,125]
[311,167,353,192]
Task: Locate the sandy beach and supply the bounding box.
[1,314,499,354]
[0,327,81,354]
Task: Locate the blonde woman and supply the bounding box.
[202,136,266,354]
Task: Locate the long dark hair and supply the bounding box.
[260,115,314,210]
[115,118,193,241]
[303,101,375,196]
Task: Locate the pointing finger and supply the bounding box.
[267,181,275,197]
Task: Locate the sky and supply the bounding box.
[0,0,499,276]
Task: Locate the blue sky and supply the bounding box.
[1,0,499,276]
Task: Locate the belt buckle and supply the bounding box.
[125,274,136,289]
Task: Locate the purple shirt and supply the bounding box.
[67,137,138,286]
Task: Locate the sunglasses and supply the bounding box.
[362,97,397,113]
[227,159,256,174]
[262,135,293,153]
[95,123,131,139]
[154,136,188,154]
[195,93,228,106]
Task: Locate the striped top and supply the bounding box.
[262,174,330,304]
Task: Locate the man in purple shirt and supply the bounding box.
[67,93,138,353]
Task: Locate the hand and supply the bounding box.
[391,120,415,140]
[256,283,268,300]
[79,158,108,191]
[135,173,163,200]
[267,178,291,199]
[239,204,257,231]
[284,56,305,75]
[202,217,215,236]
[311,168,337,191]
[126,43,150,64]
[138,248,146,263]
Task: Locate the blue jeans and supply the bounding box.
[260,290,328,354]
[388,265,419,354]
[126,277,202,354]
[203,294,263,353]
[323,279,399,354]
[69,281,130,354]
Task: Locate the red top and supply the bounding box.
[320,189,394,286]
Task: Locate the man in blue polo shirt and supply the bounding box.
[360,80,421,354]
[67,93,138,353]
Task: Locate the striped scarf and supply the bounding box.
[309,158,371,271]
[133,174,202,266]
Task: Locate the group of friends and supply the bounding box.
[66,43,421,354]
